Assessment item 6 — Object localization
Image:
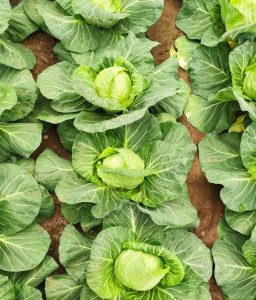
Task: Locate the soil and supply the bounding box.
[23,0,224,298]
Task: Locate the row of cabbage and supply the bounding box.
[176,0,256,299]
[0,0,214,299]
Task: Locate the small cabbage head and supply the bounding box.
[114,249,169,291]
[97,148,145,190]
[221,0,256,31]
[243,60,256,100]
[94,66,132,106]
[92,0,121,12]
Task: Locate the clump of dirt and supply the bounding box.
[24,31,57,79]
[22,0,224,297]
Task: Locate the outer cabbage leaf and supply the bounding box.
[0,164,42,235]
[0,274,15,300]
[36,185,55,223]
[0,224,50,272]
[5,1,38,42]
[0,0,11,34]
[225,209,256,236]
[103,202,165,244]
[185,93,239,134]
[213,232,256,299]
[8,256,58,288]
[37,2,101,53]
[0,123,42,163]
[45,275,84,300]
[0,66,38,121]
[199,132,256,211]
[35,149,74,192]
[59,225,91,281]
[0,39,36,70]
[189,43,231,100]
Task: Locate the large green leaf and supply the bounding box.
[225,209,256,236]
[74,109,147,133]
[0,83,17,116]
[45,275,84,300]
[59,225,91,281]
[37,62,89,113]
[133,58,180,110]
[0,274,15,300]
[9,256,58,288]
[24,0,48,28]
[103,202,165,244]
[176,0,214,40]
[0,39,36,70]
[0,67,38,121]
[34,100,78,124]
[0,164,42,235]
[61,202,101,232]
[86,227,136,299]
[163,230,212,282]
[139,188,199,229]
[118,112,162,152]
[213,233,256,299]
[5,1,38,42]
[56,172,128,218]
[115,0,164,34]
[35,149,73,192]
[36,185,55,223]
[189,44,231,99]
[37,2,100,53]
[199,133,256,211]
[0,0,11,34]
[16,285,42,300]
[0,224,50,272]
[57,120,79,151]
[0,123,42,163]
[153,79,190,119]
[185,94,238,133]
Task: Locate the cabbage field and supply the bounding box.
[0,0,255,299]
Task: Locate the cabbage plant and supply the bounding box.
[35,114,198,228]
[199,122,256,213]
[177,0,256,47]
[45,203,212,300]
[184,41,256,133]
[36,34,182,133]
[212,219,256,299]
[25,0,163,54]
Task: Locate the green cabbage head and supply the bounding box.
[92,0,121,12]
[115,249,170,291]
[94,66,132,106]
[72,58,147,112]
[242,57,256,100]
[97,148,145,190]
[220,0,256,31]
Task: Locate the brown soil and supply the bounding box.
[24,0,224,298]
